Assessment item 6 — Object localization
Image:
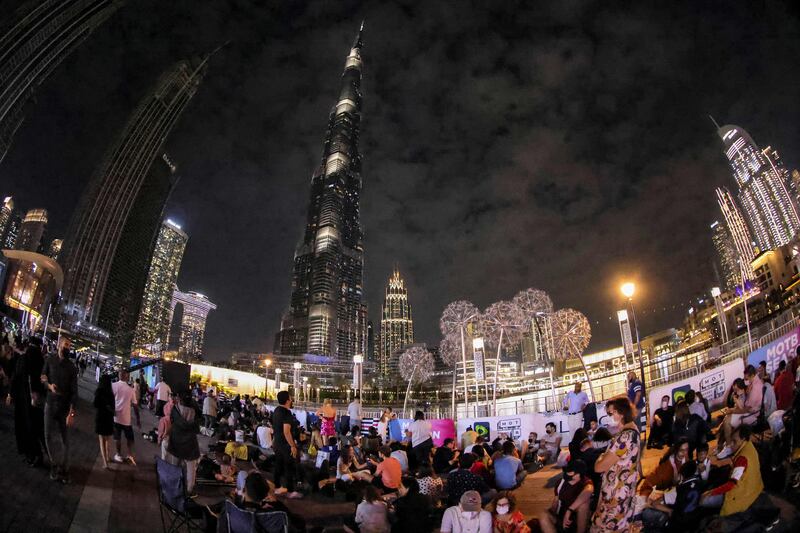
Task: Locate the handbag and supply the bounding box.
[308,442,318,457]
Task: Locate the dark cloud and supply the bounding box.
[2,0,800,359]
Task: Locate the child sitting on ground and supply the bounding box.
[215,454,237,483]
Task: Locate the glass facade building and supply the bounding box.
[378,269,414,377]
[133,218,187,353]
[0,0,124,164]
[60,60,205,349]
[716,186,756,280]
[717,124,800,251]
[711,220,740,290]
[170,289,216,361]
[276,26,368,361]
[15,208,47,252]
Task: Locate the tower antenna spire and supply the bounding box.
[353,20,364,49]
[709,114,720,130]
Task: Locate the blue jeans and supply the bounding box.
[700,493,724,508]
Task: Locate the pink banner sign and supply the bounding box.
[430,418,456,447]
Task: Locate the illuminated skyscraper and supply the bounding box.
[716,187,755,280]
[276,25,368,361]
[716,123,800,250]
[170,289,216,361]
[2,213,20,250]
[711,220,739,290]
[0,197,14,247]
[15,208,47,252]
[47,238,63,261]
[378,269,414,377]
[0,0,124,164]
[133,219,188,352]
[61,60,206,344]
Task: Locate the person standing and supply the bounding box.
[167,391,201,494]
[11,337,46,467]
[40,337,78,483]
[202,388,217,431]
[154,376,171,417]
[407,411,433,466]
[461,426,478,450]
[590,397,641,532]
[93,374,115,469]
[316,398,337,440]
[626,371,645,433]
[348,394,363,428]
[272,390,302,498]
[111,370,136,464]
[563,382,589,441]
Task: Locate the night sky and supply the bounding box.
[3,1,800,360]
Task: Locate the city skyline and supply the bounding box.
[2,2,800,359]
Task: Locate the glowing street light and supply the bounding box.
[621,282,636,299]
[620,281,646,434]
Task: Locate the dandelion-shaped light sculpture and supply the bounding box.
[440,301,480,415]
[399,346,434,416]
[551,308,594,400]
[512,288,556,404]
[439,336,460,420]
[482,300,526,415]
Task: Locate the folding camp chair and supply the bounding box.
[223,500,288,533]
[155,457,205,532]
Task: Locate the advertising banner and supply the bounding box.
[383,418,456,446]
[647,358,744,413]
[747,325,800,376]
[457,404,610,443]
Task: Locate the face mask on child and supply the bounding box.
[496,505,510,515]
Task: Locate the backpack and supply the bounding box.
[752,386,770,434]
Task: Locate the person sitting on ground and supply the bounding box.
[433,438,461,474]
[392,477,434,533]
[319,435,340,467]
[590,427,612,449]
[337,444,372,483]
[469,444,492,485]
[225,436,249,461]
[354,484,391,533]
[369,445,402,494]
[255,419,273,454]
[488,491,530,533]
[464,434,485,454]
[538,423,562,465]
[685,390,707,421]
[446,453,495,506]
[671,400,706,458]
[216,472,305,533]
[647,395,675,449]
[568,428,589,460]
[363,426,383,454]
[695,442,711,485]
[440,490,492,533]
[642,459,702,532]
[638,438,690,497]
[416,463,446,504]
[716,373,760,460]
[586,421,598,439]
[214,453,237,483]
[539,459,593,533]
[390,441,409,473]
[524,432,540,463]
[700,426,764,516]
[494,440,527,490]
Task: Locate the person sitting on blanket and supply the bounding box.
[215,453,237,483]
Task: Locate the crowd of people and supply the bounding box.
[2,320,800,532]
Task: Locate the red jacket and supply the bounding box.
[774,369,795,410]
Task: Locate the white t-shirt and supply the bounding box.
[256,425,273,449]
[409,420,432,447]
[391,450,409,472]
[155,381,171,401]
[440,507,492,533]
[111,381,135,426]
[347,400,362,422]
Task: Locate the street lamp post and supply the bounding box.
[302,376,308,402]
[264,358,272,398]
[621,282,647,434]
[353,355,363,401]
[293,362,301,398]
[274,368,282,391]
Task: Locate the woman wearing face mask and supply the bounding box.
[590,398,641,532]
[489,491,529,533]
[539,460,593,533]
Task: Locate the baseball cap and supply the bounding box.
[460,490,481,512]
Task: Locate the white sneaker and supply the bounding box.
[717,446,734,460]
[273,487,288,495]
[113,454,124,463]
[287,491,303,499]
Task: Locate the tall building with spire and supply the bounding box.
[15,208,47,252]
[716,123,800,251]
[716,186,756,280]
[61,59,206,350]
[170,289,216,361]
[133,218,188,353]
[0,196,15,247]
[276,24,368,361]
[0,0,125,164]
[378,269,414,377]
